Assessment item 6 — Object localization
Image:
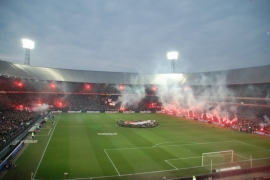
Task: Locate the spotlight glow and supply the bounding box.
[167,51,178,60]
[22,39,35,49]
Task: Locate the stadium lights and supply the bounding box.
[22,39,35,49]
[167,51,178,73]
[22,39,35,65]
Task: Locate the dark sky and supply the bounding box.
[0,0,269,73]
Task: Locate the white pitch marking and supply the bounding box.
[33,135,270,180]
[33,113,61,179]
[105,146,155,151]
[234,140,270,152]
[47,128,52,135]
[165,160,178,169]
[166,156,202,161]
[153,140,235,148]
[250,156,270,161]
[104,149,120,175]
[234,153,250,160]
[62,166,200,180]
[104,140,235,151]
[52,155,270,180]
[153,141,194,147]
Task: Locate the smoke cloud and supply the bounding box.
[116,75,146,109]
[32,103,49,112]
[151,73,237,121]
[263,115,270,125]
[117,85,146,109]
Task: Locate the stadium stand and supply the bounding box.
[0,59,270,179]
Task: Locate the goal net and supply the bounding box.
[202,150,233,168]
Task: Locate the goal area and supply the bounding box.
[202,150,234,168]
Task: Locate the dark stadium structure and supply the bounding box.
[1,59,270,85]
[0,59,270,112]
[0,59,270,179]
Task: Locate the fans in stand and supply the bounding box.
[0,76,269,142]
[0,110,39,148]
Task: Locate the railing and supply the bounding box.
[0,113,47,161]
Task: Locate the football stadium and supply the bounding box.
[0,60,270,180]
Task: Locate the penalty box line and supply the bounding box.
[166,155,270,171]
[104,140,237,171]
[103,140,246,175]
[234,140,270,152]
[105,140,235,151]
[153,141,194,147]
[153,140,235,148]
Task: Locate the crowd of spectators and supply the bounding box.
[175,102,270,134]
[1,92,269,121]
[0,75,270,146]
[1,76,270,97]
[0,77,157,95]
[0,93,161,112]
[0,110,40,149]
[190,84,270,98]
[234,106,270,133]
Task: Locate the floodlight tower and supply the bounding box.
[167,51,178,73]
[22,39,35,65]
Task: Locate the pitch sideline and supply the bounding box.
[33,113,61,179]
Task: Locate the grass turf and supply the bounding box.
[2,113,270,180]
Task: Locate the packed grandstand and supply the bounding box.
[0,59,270,179]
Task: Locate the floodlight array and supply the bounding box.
[167,51,178,60]
[22,39,35,49]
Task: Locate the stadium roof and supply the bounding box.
[0,60,269,85]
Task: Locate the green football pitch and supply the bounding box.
[2,113,270,180]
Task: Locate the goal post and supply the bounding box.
[202,150,234,167]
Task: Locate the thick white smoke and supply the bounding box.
[116,75,146,109]
[153,73,237,121]
[117,86,146,109]
[259,115,270,127]
[114,71,269,124]
[32,103,49,112]
[263,115,270,125]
